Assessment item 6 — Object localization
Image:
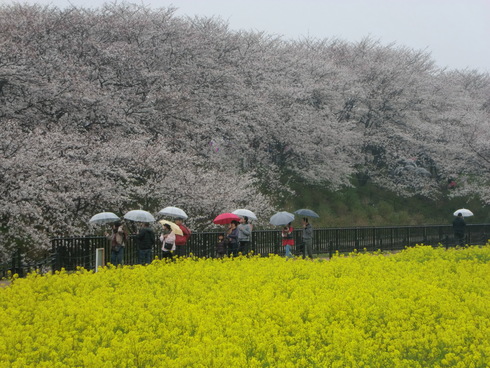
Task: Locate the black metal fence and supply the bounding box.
[2,224,490,277]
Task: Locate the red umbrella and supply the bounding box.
[213,213,240,225]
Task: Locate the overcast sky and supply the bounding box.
[3,0,489,73]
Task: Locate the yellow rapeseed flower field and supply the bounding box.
[1,245,490,367]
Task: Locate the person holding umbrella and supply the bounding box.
[226,220,239,257]
[105,222,127,266]
[452,212,466,246]
[135,222,155,265]
[301,217,314,259]
[160,223,176,261]
[174,218,191,258]
[237,216,253,255]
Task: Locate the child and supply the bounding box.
[216,234,227,258]
[281,223,294,258]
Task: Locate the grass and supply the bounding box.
[279,179,490,227]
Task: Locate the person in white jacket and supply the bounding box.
[160,224,176,261]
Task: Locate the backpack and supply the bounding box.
[115,226,126,245]
[182,225,192,242]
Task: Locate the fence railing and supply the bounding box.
[2,224,490,277]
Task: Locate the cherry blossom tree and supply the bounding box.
[1,3,489,262]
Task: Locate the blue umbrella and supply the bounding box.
[294,209,320,218]
[270,211,295,226]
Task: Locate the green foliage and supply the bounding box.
[280,179,490,227]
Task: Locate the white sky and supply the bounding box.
[3,0,489,72]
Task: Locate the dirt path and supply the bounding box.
[0,280,11,288]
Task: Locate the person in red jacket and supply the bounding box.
[281,223,294,258]
[174,218,191,257]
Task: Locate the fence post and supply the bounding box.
[390,228,394,250]
[11,248,23,277]
[274,232,280,256]
[51,240,56,271]
[95,248,105,272]
[335,229,339,256]
[355,228,360,250]
[328,240,334,259]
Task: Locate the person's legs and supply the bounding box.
[230,242,239,257]
[145,249,153,264]
[285,245,292,258]
[113,247,124,266]
[296,242,304,257]
[139,249,152,264]
[456,232,465,247]
[117,247,124,265]
[239,241,249,255]
[138,249,145,264]
[304,239,313,259]
[175,245,186,258]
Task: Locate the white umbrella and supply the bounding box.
[124,210,155,223]
[232,209,258,221]
[453,208,473,217]
[89,212,120,225]
[270,211,295,226]
[158,206,188,220]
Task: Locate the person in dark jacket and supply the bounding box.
[215,234,227,258]
[135,222,155,264]
[226,220,239,257]
[453,212,466,247]
[452,213,466,246]
[301,217,314,259]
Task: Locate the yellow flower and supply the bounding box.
[0,246,489,366]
